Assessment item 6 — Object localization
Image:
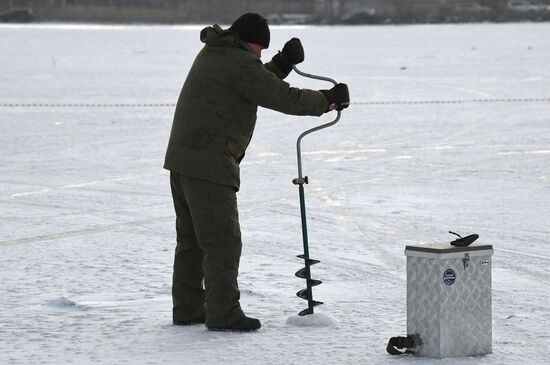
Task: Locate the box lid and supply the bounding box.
[405,242,493,259]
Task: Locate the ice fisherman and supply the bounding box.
[164,13,350,332]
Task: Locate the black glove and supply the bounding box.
[272,38,304,75]
[282,38,305,64]
[320,83,350,112]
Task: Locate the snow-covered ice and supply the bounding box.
[1,23,549,364]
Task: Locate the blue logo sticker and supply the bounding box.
[443,269,456,286]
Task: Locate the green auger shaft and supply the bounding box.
[298,184,312,302]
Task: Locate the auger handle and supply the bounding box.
[293,65,342,179]
[292,65,342,316]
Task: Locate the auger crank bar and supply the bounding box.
[292,65,342,316]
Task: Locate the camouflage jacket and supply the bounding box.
[164,25,328,190]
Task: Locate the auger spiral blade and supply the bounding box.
[297,294,324,317]
[298,308,315,316]
[297,254,320,265]
[295,265,321,280]
[297,289,324,302]
[294,273,323,287]
[295,253,323,316]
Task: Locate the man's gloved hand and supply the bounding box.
[281,38,305,65]
[272,38,304,75]
[320,83,350,112]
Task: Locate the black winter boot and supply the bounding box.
[207,316,261,332]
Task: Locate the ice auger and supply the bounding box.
[292,65,344,316]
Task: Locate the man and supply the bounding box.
[164,13,349,332]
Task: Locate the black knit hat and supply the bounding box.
[229,13,270,49]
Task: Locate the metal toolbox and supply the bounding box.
[405,243,494,358]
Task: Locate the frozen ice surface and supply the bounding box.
[1,23,549,364]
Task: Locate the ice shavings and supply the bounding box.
[286,312,338,327]
[44,297,90,312]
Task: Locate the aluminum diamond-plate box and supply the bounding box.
[405,243,493,358]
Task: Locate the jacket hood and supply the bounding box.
[200,24,248,50]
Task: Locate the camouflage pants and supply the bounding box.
[170,171,244,327]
